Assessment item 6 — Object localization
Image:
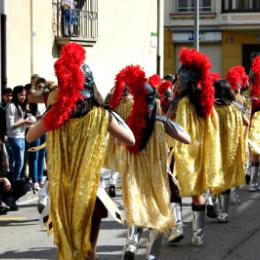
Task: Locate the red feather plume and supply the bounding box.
[158,80,172,114]
[179,47,214,117]
[124,65,148,153]
[226,65,248,92]
[44,43,85,130]
[210,72,221,83]
[250,56,260,112]
[148,74,162,88]
[109,67,128,109]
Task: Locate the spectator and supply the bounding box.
[26,79,47,190]
[5,86,33,182]
[62,0,78,36]
[0,88,13,142]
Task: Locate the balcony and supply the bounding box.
[222,0,260,13]
[52,0,98,47]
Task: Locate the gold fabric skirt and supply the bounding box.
[171,97,223,196]
[212,104,246,192]
[121,121,174,232]
[249,111,260,156]
[46,107,109,260]
[103,97,133,172]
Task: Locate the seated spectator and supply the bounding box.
[0,177,11,214]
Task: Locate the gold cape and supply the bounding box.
[249,111,260,156]
[122,118,174,232]
[103,97,133,171]
[212,104,245,193]
[171,97,222,196]
[46,107,109,260]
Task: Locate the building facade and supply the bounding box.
[1,0,163,97]
[164,0,260,76]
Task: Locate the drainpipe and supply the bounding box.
[1,0,7,97]
[156,0,164,76]
[30,0,34,75]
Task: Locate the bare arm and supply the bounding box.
[156,115,191,144]
[26,110,135,146]
[26,119,46,143]
[108,112,135,146]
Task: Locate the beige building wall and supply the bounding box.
[6,0,158,97]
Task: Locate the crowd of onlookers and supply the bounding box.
[0,74,52,215]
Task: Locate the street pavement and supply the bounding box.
[0,182,260,260]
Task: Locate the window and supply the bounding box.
[176,0,212,12]
[52,0,98,40]
[222,0,260,12]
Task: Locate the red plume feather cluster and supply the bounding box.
[148,74,162,88]
[179,47,214,117]
[158,80,172,114]
[210,72,221,83]
[109,67,128,109]
[158,80,172,97]
[226,65,248,92]
[124,65,148,153]
[44,43,86,131]
[250,56,260,112]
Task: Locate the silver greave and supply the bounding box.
[168,203,184,243]
[109,171,120,186]
[249,164,260,192]
[122,225,143,260]
[217,192,230,223]
[146,229,162,260]
[206,191,218,218]
[191,208,205,247]
[230,186,241,205]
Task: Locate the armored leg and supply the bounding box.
[230,186,241,205]
[168,202,184,243]
[122,225,143,260]
[206,190,218,219]
[248,163,260,192]
[108,171,119,197]
[191,204,205,247]
[217,190,230,223]
[146,229,162,260]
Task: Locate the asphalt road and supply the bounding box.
[0,182,260,260]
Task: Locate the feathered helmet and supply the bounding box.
[109,67,129,109]
[177,47,214,117]
[148,74,162,88]
[249,55,260,112]
[125,66,157,153]
[158,80,173,114]
[210,72,221,84]
[44,42,86,131]
[109,65,157,153]
[226,65,249,93]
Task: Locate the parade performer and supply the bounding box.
[212,79,247,222]
[248,55,260,192]
[106,65,190,260]
[26,42,135,260]
[226,65,251,203]
[167,47,222,246]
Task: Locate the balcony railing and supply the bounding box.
[52,0,98,47]
[222,0,260,13]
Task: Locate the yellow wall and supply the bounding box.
[164,29,175,75]
[222,31,260,76]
